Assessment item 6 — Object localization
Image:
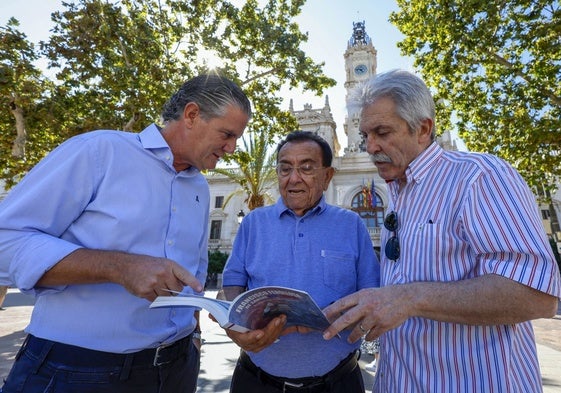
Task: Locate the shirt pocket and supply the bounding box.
[321,249,356,295]
[402,220,464,282]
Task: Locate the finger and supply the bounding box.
[261,315,286,343]
[322,310,361,340]
[172,265,203,293]
[229,329,268,352]
[280,326,299,336]
[243,316,286,351]
[348,322,370,343]
[359,323,369,335]
[364,327,379,342]
[323,295,358,321]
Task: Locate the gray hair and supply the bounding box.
[348,69,436,140]
[162,75,252,122]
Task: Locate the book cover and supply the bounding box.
[149,286,331,333]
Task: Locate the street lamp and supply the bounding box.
[236,209,245,224]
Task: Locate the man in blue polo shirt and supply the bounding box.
[219,131,380,393]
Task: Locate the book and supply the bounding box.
[149,286,331,333]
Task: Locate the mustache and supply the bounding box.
[369,153,392,164]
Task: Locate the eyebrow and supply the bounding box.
[278,158,317,164]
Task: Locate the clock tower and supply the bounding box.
[343,21,377,155]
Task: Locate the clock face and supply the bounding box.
[354,64,368,75]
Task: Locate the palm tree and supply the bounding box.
[212,128,278,210]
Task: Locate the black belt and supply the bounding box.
[239,350,359,392]
[23,333,193,368]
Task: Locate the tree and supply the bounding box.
[390,0,561,196]
[0,19,62,188]
[206,249,229,289]
[0,0,336,188]
[43,0,192,132]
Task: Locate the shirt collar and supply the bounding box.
[138,124,169,150]
[410,142,443,183]
[138,124,200,176]
[389,142,443,191]
[274,195,327,218]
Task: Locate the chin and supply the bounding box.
[203,159,219,170]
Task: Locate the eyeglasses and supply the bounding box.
[276,163,325,178]
[384,211,400,261]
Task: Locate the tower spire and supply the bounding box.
[348,21,371,48]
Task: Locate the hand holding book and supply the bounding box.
[150,286,331,333]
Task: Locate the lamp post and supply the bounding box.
[236,209,245,224]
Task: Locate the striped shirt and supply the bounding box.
[374,142,561,393]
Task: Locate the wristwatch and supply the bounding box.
[192,331,202,340]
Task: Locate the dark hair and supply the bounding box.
[161,75,252,122]
[276,131,333,167]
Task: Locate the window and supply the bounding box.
[351,188,384,228]
[542,209,551,220]
[210,220,222,240]
[215,196,224,209]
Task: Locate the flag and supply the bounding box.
[361,185,369,208]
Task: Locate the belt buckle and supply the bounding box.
[153,343,172,367]
[283,381,304,392]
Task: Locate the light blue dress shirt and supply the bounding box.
[0,124,209,353]
[223,197,380,377]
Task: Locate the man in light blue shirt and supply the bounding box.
[220,131,380,393]
[0,75,251,393]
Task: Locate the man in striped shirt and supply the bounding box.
[323,69,561,392]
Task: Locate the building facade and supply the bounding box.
[206,21,461,255]
[205,21,561,256]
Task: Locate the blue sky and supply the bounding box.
[0,0,414,148]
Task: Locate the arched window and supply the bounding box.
[351,188,384,228]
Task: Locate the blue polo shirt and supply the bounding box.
[223,197,380,377]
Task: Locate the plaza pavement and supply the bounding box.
[1,288,560,392]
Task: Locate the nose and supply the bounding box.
[223,139,237,154]
[365,134,381,155]
[286,167,304,181]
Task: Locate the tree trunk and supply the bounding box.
[248,194,265,210]
[123,112,140,131]
[9,100,26,158]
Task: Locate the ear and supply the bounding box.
[323,167,335,191]
[183,102,200,128]
[417,118,434,144]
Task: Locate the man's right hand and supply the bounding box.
[117,255,203,301]
[37,249,203,302]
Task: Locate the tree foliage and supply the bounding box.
[206,249,230,289]
[391,0,561,195]
[208,249,229,275]
[0,18,62,187]
[0,0,335,190]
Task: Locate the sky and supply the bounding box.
[0,0,415,149]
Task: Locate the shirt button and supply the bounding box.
[167,240,173,245]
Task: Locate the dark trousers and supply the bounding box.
[229,351,365,393]
[1,334,200,393]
